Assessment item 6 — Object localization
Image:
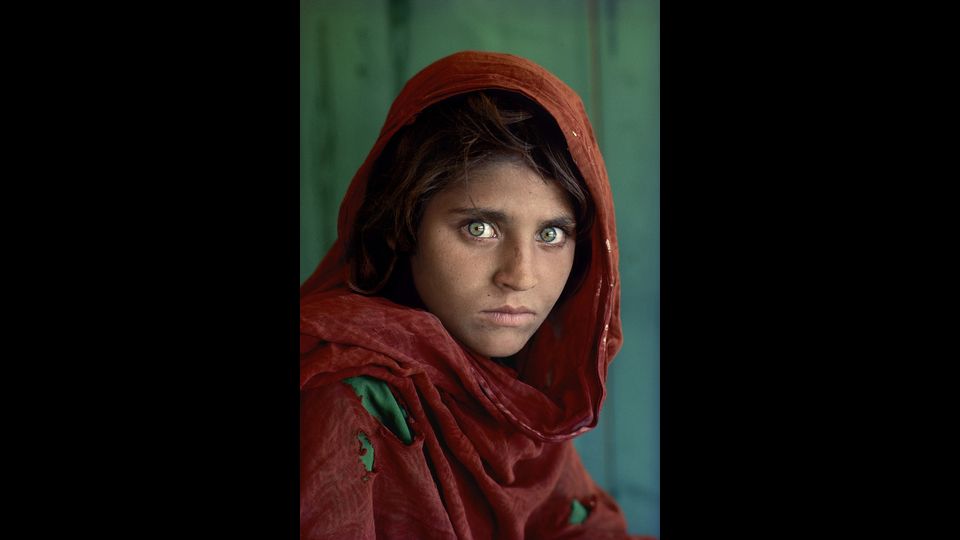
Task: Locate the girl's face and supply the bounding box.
[410,159,577,358]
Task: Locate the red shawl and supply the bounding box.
[301,51,645,539]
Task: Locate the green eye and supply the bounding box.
[468,222,485,236]
[467,221,494,238]
[539,227,561,243]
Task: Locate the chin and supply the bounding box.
[468,336,529,359]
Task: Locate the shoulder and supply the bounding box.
[301,380,374,448]
[341,375,413,445]
[301,379,379,538]
[302,374,414,446]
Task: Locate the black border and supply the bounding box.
[99,2,302,537]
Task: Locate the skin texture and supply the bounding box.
[410,158,577,358]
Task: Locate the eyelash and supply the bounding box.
[460,220,573,247]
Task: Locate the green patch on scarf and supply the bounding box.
[343,376,413,444]
[569,499,590,525]
[357,431,374,472]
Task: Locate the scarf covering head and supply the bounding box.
[301,51,633,539]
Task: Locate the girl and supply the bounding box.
[301,51,649,539]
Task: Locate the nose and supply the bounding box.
[493,241,537,291]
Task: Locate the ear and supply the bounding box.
[386,237,396,250]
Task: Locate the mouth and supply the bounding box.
[480,306,537,327]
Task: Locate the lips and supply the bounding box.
[480,306,536,327]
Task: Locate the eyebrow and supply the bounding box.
[447,206,576,229]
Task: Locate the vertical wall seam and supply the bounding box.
[587,0,615,498]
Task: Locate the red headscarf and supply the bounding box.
[301,51,644,539]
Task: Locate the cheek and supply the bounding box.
[544,250,576,291]
[414,233,480,295]
[437,248,489,295]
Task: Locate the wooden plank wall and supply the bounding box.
[300,0,659,536]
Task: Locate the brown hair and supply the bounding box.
[348,90,594,299]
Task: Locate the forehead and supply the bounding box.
[431,159,574,217]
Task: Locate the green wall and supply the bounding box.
[301,0,658,536]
